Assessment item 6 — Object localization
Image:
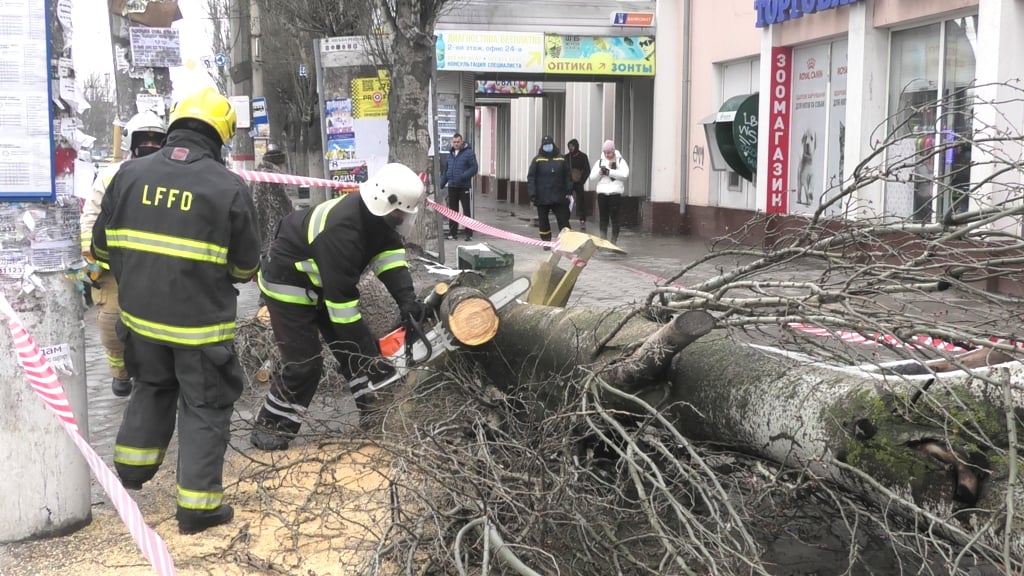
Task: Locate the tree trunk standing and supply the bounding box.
[479,303,1024,564]
[386,8,434,174]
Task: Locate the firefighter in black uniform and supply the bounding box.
[91,87,260,535]
[251,162,427,451]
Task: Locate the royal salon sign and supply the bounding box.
[755,0,864,28]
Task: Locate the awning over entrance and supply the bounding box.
[700,93,759,182]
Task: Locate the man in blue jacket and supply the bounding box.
[439,133,479,240]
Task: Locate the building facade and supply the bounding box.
[670,0,1024,240]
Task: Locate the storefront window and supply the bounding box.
[788,40,847,218]
[885,18,977,222]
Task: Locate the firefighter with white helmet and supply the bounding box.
[80,109,167,397]
[91,87,260,535]
[251,162,426,451]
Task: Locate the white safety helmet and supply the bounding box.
[122,110,168,152]
[360,163,424,216]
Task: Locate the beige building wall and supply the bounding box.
[686,0,761,208]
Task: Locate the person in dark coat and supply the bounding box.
[251,163,427,452]
[439,133,479,240]
[92,87,260,535]
[565,138,591,231]
[527,135,573,245]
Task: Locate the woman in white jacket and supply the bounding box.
[588,139,630,243]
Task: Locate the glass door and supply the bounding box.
[886,18,977,223]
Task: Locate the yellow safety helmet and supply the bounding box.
[168,87,237,145]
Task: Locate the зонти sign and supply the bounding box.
[755,0,864,28]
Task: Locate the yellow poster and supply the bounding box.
[350,71,390,119]
[543,35,655,76]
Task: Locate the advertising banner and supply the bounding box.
[436,31,545,73]
[543,35,655,76]
[350,73,390,119]
[475,81,543,96]
[766,47,792,214]
[325,98,353,135]
[788,43,830,215]
[328,160,369,193]
[824,40,848,217]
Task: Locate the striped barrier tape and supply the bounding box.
[788,322,1024,353]
[0,294,176,576]
[427,200,557,249]
[232,169,558,249]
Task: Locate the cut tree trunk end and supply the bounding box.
[440,286,500,346]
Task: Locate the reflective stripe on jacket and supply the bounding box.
[91,130,261,347]
[259,192,417,324]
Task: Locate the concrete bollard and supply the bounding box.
[0,276,91,542]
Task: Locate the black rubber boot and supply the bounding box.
[111,377,133,397]
[177,505,234,535]
[250,424,293,451]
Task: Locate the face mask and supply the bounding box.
[384,210,417,237]
[542,144,553,153]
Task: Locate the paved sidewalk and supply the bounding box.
[431,191,724,307]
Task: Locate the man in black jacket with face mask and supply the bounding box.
[527,135,573,245]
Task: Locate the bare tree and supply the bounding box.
[248,0,454,175]
[79,72,116,155]
[204,0,232,94]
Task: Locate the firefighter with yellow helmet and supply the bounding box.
[80,110,167,397]
[91,87,260,535]
[251,162,427,451]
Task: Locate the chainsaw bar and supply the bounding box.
[367,276,531,393]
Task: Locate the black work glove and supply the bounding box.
[400,299,428,328]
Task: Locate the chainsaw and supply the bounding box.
[360,276,531,396]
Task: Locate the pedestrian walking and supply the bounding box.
[527,135,573,246]
[589,139,630,244]
[251,142,293,259]
[565,138,590,231]
[251,162,427,451]
[81,110,167,398]
[91,87,261,535]
[439,133,479,240]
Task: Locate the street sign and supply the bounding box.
[610,12,655,27]
[214,52,227,66]
[252,97,268,125]
[299,64,307,77]
[229,95,251,129]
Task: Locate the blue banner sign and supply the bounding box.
[755,0,864,28]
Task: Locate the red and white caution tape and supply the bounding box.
[788,322,1024,352]
[232,169,557,249]
[0,294,176,576]
[427,200,556,248]
[232,168,359,192]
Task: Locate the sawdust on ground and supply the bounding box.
[0,443,395,576]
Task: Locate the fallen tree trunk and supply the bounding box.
[480,302,1024,566]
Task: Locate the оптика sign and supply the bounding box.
[755,0,864,28]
